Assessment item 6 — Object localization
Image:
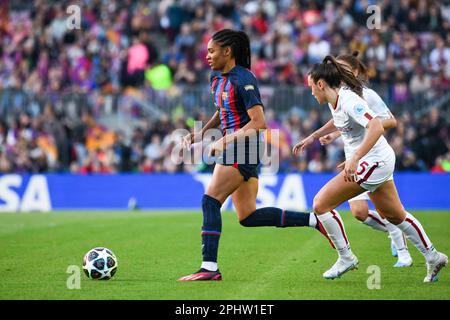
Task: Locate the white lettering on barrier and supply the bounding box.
[276,174,307,211]
[193,174,307,211]
[0,175,52,212]
[257,175,277,208]
[0,175,21,211]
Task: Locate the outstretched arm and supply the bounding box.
[382,112,397,130]
[321,112,397,147]
[182,111,220,149]
[319,130,342,145]
[292,119,337,155]
[200,111,221,136]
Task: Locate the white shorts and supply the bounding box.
[348,191,370,202]
[354,152,395,193]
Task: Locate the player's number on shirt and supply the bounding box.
[356,161,369,175]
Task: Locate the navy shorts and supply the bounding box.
[215,136,263,181]
[224,162,259,181]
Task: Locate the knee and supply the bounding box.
[312,196,328,215]
[377,208,405,225]
[385,216,404,225]
[352,208,368,222]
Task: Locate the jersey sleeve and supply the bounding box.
[344,95,378,128]
[237,73,263,110]
[364,88,391,119]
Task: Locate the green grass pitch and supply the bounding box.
[0,210,449,300]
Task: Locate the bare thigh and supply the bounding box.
[314,173,366,214]
[206,164,244,204]
[368,180,406,225]
[232,177,258,221]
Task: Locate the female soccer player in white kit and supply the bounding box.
[293,55,447,281]
[316,52,413,268]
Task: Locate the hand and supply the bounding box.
[181,133,194,150]
[319,134,335,146]
[208,138,226,157]
[181,132,201,150]
[340,156,359,183]
[292,135,314,156]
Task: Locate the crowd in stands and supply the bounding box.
[0,0,449,174]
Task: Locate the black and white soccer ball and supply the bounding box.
[82,247,118,280]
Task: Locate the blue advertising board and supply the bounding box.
[0,173,448,211]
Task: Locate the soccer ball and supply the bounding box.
[82,247,118,280]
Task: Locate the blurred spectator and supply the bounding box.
[0,0,449,174]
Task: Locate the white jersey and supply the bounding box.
[362,87,391,120]
[329,87,393,162]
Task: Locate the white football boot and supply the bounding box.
[424,252,448,283]
[323,255,359,280]
[394,248,413,267]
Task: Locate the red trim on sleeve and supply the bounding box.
[364,112,373,120]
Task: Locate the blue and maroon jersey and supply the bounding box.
[210,65,263,135]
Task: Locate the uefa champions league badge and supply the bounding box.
[354,104,366,117]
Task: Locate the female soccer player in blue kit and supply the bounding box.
[178,29,330,281]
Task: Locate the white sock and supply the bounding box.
[317,210,352,258]
[309,213,317,228]
[395,212,437,262]
[383,217,407,251]
[397,241,412,261]
[201,261,218,271]
[363,210,388,232]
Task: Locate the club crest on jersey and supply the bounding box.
[222,91,228,100]
[354,104,366,117]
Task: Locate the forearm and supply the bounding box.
[329,130,341,139]
[222,119,266,145]
[200,111,220,136]
[353,118,384,160]
[310,119,338,139]
[381,116,397,130]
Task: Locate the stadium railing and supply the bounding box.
[0,85,445,125]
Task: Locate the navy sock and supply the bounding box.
[240,207,310,227]
[201,194,222,263]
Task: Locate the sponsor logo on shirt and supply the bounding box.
[244,85,254,91]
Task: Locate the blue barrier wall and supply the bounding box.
[0,173,449,211]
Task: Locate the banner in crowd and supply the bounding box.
[0,173,449,212]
